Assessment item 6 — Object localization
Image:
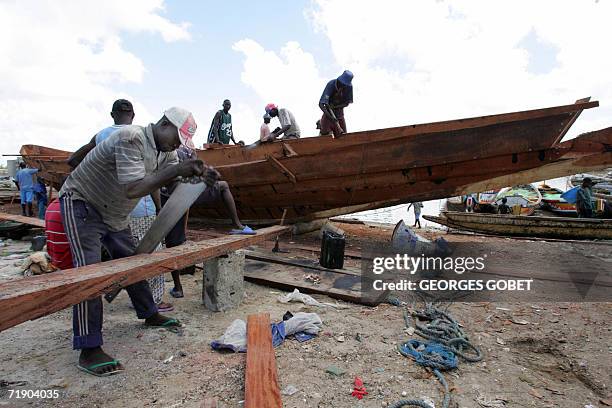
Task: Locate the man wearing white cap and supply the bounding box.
[59,107,217,377]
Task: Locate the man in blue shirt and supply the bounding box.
[14,162,39,216]
[67,99,136,169]
[319,70,354,138]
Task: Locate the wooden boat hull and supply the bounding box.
[424,211,612,240]
[20,100,612,224]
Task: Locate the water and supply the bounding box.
[342,177,572,226]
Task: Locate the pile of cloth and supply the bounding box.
[211,312,323,352]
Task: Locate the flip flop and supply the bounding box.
[169,288,184,298]
[229,225,256,235]
[146,318,183,333]
[77,360,124,377]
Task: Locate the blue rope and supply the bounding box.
[398,340,457,371]
[393,340,455,408]
[391,303,483,408]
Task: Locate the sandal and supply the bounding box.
[169,288,184,298]
[157,302,174,312]
[77,360,124,377]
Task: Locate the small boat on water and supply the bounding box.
[537,184,576,216]
[495,184,542,215]
[424,211,612,240]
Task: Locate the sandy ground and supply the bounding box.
[0,217,611,408]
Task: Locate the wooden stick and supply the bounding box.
[272,209,288,252]
[245,313,282,408]
[266,155,296,184]
[0,213,45,228]
[0,225,288,332]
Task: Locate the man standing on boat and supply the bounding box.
[319,70,353,138]
[59,107,217,377]
[576,178,594,218]
[13,162,39,216]
[265,103,301,140]
[207,99,243,145]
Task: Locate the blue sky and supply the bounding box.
[119,1,336,131]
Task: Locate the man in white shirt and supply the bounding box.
[265,103,301,140]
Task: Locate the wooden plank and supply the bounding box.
[245,313,282,408]
[552,97,591,145]
[266,155,296,184]
[244,249,361,277]
[0,213,45,228]
[244,261,387,306]
[0,225,288,332]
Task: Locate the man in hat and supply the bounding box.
[59,107,219,377]
[260,113,273,142]
[207,99,243,145]
[576,177,594,218]
[319,70,354,137]
[68,99,136,169]
[13,162,39,216]
[265,103,301,140]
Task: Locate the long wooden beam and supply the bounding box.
[0,225,288,332]
[245,313,282,408]
[0,213,45,228]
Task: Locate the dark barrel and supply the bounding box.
[319,230,345,269]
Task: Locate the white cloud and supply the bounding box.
[232,39,325,140]
[234,0,612,146]
[0,0,190,162]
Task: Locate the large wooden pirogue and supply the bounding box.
[20,98,612,224]
[424,211,612,240]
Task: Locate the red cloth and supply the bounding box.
[351,377,368,400]
[45,199,73,270]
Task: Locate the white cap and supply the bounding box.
[164,107,196,149]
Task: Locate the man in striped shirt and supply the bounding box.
[59,107,216,377]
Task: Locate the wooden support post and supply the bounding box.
[266,155,296,184]
[245,313,282,408]
[0,225,288,332]
[281,143,297,157]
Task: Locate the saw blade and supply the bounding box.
[136,180,207,254]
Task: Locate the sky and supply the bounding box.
[1,0,611,165]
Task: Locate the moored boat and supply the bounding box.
[424,211,612,240]
[474,190,500,213]
[495,184,542,215]
[537,184,576,216]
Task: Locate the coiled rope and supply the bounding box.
[390,303,484,408]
